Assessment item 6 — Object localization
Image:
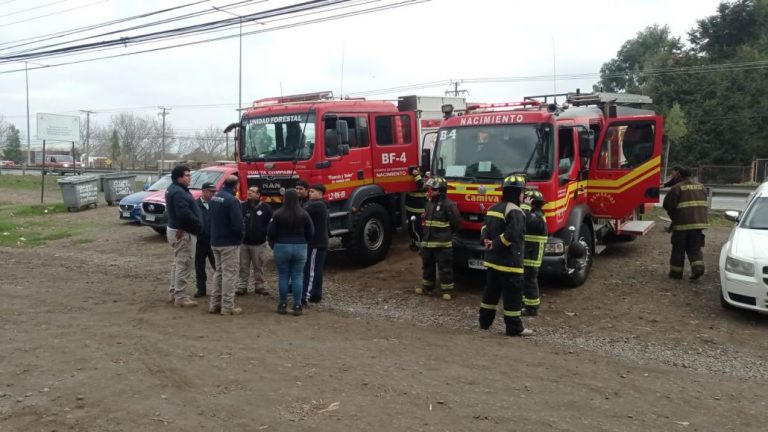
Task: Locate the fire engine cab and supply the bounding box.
[227,91,465,265]
[433,91,662,286]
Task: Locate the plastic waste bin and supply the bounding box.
[57,175,99,212]
[101,173,137,206]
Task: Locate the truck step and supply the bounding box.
[619,220,655,236]
[329,211,349,219]
[329,229,349,236]
[594,245,607,255]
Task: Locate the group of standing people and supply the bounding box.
[409,168,545,337]
[165,165,329,317]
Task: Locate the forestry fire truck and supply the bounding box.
[433,91,662,286]
[228,91,465,265]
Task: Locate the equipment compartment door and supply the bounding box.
[588,116,663,219]
[370,112,419,193]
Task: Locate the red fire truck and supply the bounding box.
[433,91,661,286]
[229,91,465,265]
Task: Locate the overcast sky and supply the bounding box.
[0,0,725,145]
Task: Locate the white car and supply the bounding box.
[719,181,768,313]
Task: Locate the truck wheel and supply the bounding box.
[562,222,594,288]
[343,203,392,266]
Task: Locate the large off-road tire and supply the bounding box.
[343,203,392,266]
[562,222,594,288]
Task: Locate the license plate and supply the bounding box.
[468,259,486,269]
[145,214,155,221]
[122,211,130,217]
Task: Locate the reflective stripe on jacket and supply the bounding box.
[663,178,709,231]
[481,201,525,273]
[521,204,547,268]
[422,197,460,248]
[405,173,428,214]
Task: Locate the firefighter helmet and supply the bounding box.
[502,174,526,189]
[524,189,545,203]
[426,176,447,190]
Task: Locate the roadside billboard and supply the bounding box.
[36,113,80,142]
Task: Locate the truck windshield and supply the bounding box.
[241,113,316,162]
[433,124,554,181]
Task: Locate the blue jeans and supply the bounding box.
[273,243,307,308]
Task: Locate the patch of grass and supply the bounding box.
[0,173,61,190]
[73,237,94,245]
[0,204,86,248]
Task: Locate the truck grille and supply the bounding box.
[142,202,165,214]
[247,177,298,196]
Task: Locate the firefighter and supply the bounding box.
[521,189,547,316]
[416,176,460,300]
[478,174,533,336]
[662,166,709,280]
[405,167,428,251]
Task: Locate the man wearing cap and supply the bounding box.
[237,186,273,296]
[194,182,217,298]
[209,175,245,315]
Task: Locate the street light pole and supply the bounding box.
[23,62,30,176]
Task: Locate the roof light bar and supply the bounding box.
[253,91,334,107]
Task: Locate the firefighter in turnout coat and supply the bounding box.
[479,174,533,336]
[662,166,709,280]
[405,167,429,251]
[521,189,547,316]
[416,176,461,300]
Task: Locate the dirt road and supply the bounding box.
[0,191,766,431]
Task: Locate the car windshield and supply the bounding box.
[55,155,74,162]
[241,113,316,162]
[433,123,554,181]
[189,171,223,189]
[148,175,172,191]
[741,196,768,229]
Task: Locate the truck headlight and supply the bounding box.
[725,256,754,276]
[544,242,564,255]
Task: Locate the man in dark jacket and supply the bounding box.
[662,166,709,280]
[237,186,273,296]
[478,174,533,336]
[209,175,244,315]
[166,165,202,308]
[194,182,217,298]
[303,183,330,304]
[416,176,461,300]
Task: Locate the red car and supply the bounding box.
[140,164,239,234]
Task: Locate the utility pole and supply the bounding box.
[23,62,30,175]
[445,80,468,97]
[80,110,93,172]
[158,107,170,176]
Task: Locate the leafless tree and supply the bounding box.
[109,113,168,169]
[193,126,226,161]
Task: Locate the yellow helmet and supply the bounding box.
[502,174,526,189]
[426,176,447,190]
[524,189,545,203]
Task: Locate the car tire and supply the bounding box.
[152,227,166,235]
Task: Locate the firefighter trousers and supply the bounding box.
[669,229,705,278]
[523,266,541,311]
[479,269,524,336]
[420,246,453,292]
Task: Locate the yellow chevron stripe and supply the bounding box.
[587,156,660,188]
[588,166,660,194]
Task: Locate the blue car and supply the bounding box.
[118,175,171,223]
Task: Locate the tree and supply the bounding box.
[110,129,120,169]
[192,126,226,161]
[2,124,22,163]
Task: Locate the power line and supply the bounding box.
[0,0,427,71]
[0,0,110,27]
[0,0,70,19]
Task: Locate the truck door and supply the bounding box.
[322,114,373,201]
[371,112,419,193]
[588,116,663,219]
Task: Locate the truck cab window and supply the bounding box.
[598,123,655,169]
[557,128,575,174]
[324,116,369,157]
[374,115,411,145]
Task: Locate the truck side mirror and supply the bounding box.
[339,144,350,156]
[421,148,431,173]
[578,130,594,158]
[336,120,349,144]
